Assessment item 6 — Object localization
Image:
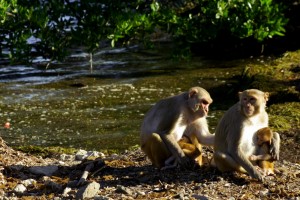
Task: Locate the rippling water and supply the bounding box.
[0,45,243,152]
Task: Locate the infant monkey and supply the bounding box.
[250,127,275,175]
[161,134,203,170]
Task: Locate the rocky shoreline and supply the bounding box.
[0,136,299,199]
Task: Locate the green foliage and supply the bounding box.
[0,0,289,63]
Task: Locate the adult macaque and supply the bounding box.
[249,127,280,175]
[213,89,280,181]
[141,87,214,169]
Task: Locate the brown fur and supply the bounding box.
[250,127,275,175]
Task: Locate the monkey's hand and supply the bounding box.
[270,132,280,161]
[177,155,194,169]
[249,155,258,161]
[252,169,264,182]
[160,132,192,169]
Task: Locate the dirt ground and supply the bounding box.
[0,129,299,200]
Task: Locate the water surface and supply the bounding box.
[0,45,247,152]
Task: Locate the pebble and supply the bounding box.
[13,184,26,193]
[115,185,133,195]
[259,189,269,197]
[21,178,37,187]
[62,187,72,197]
[75,149,88,160]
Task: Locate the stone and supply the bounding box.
[115,185,133,195]
[76,181,100,200]
[75,149,88,160]
[21,179,37,187]
[62,187,72,197]
[14,184,26,193]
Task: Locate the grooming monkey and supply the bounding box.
[249,127,279,175]
[213,89,280,181]
[141,87,214,169]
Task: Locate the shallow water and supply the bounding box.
[0,45,248,152]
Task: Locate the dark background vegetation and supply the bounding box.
[1,0,300,63]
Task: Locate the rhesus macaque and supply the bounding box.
[249,127,280,175]
[213,89,280,181]
[161,134,202,170]
[140,87,214,169]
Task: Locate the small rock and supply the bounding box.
[0,173,6,185]
[224,183,231,187]
[75,149,88,160]
[62,187,72,197]
[60,153,75,161]
[76,181,100,200]
[136,190,145,196]
[115,185,133,195]
[29,165,58,176]
[14,184,26,193]
[94,195,113,200]
[259,189,269,197]
[21,179,37,187]
[0,189,5,197]
[191,194,209,200]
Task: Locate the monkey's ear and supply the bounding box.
[189,88,198,98]
[264,92,269,102]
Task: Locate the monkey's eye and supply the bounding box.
[202,100,209,105]
[250,97,256,103]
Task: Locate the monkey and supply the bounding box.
[140,86,214,169]
[249,127,280,175]
[213,89,280,181]
[161,133,202,170]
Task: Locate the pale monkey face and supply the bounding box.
[191,96,212,116]
[242,95,257,117]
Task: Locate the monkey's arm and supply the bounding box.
[270,132,280,161]
[159,131,190,167]
[229,142,264,181]
[192,119,215,146]
[250,154,273,161]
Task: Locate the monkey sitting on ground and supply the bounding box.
[213,89,280,181]
[249,127,279,175]
[141,87,214,169]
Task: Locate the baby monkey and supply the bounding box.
[250,127,275,175]
[161,133,203,170]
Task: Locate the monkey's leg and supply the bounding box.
[189,134,203,166]
[259,161,275,175]
[214,151,247,173]
[141,133,171,169]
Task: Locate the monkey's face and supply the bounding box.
[241,95,257,117]
[239,89,268,117]
[257,134,271,145]
[188,87,212,116]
